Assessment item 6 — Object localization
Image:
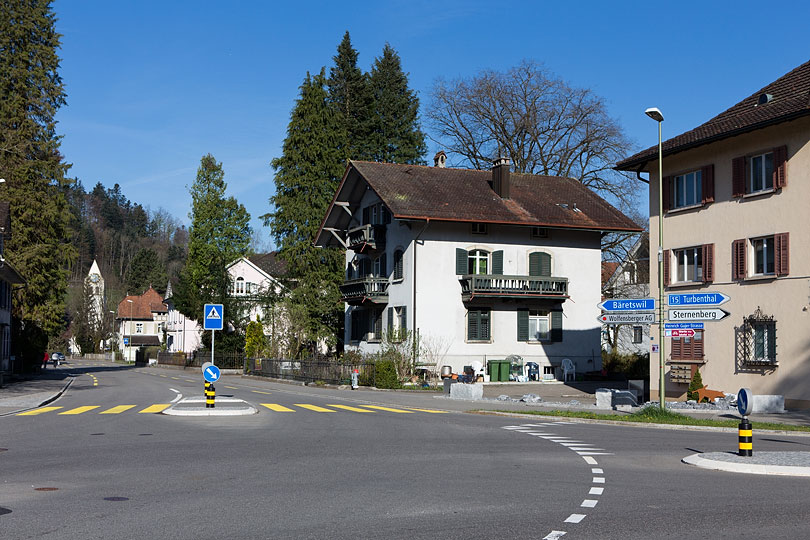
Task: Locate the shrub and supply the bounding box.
[687,370,704,401]
[601,351,650,379]
[374,359,400,389]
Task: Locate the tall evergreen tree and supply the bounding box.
[327,31,371,161]
[126,248,168,295]
[175,154,252,327]
[366,44,426,164]
[265,70,345,354]
[0,0,76,361]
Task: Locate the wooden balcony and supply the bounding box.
[347,224,386,253]
[459,274,568,301]
[340,277,389,306]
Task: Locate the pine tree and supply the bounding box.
[127,248,168,295]
[0,0,76,361]
[327,31,371,161]
[266,70,345,355]
[366,44,426,164]
[176,154,252,326]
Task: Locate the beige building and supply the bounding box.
[617,60,810,408]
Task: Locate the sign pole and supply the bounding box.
[211,329,215,368]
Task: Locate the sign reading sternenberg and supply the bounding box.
[668,308,729,321]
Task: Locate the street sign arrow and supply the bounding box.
[598,312,656,325]
[667,292,730,307]
[203,364,221,383]
[598,298,655,312]
[668,308,730,321]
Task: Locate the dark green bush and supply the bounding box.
[601,351,650,379]
[687,369,704,401]
[373,359,400,389]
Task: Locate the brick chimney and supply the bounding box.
[491,157,511,199]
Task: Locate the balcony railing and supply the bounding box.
[347,224,386,252]
[340,277,389,305]
[459,274,568,301]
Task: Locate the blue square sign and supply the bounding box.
[203,304,224,330]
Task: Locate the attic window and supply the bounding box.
[756,93,773,106]
[471,223,488,235]
[531,227,549,239]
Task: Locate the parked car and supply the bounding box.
[51,352,65,366]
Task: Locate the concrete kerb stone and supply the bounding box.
[683,452,810,477]
[0,376,76,416]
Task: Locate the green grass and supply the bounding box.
[488,406,810,432]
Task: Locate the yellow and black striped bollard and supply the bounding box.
[205,383,215,409]
[738,418,752,456]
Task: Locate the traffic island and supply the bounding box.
[162,396,258,416]
[683,452,810,477]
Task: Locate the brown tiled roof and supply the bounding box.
[617,59,810,171]
[117,287,166,319]
[129,335,161,346]
[601,261,620,288]
[249,252,288,277]
[343,161,639,231]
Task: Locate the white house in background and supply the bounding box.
[315,155,641,379]
[163,281,201,353]
[226,253,287,328]
[116,287,167,362]
[601,234,650,356]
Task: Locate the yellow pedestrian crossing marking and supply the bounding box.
[171,377,180,380]
[138,404,170,413]
[100,405,137,414]
[294,404,335,413]
[404,407,448,414]
[159,375,168,378]
[17,406,62,416]
[224,386,238,390]
[251,390,272,395]
[326,404,374,413]
[359,405,414,413]
[261,403,294,412]
[59,406,100,415]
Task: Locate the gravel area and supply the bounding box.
[699,451,810,466]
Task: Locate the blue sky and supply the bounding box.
[53,0,810,249]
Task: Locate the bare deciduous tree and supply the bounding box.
[428,61,643,256]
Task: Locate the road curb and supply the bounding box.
[0,376,75,416]
[682,453,810,477]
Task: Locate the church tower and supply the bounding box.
[86,260,105,329]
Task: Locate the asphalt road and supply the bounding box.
[2,361,810,539]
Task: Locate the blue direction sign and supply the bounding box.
[123,337,129,345]
[203,364,221,383]
[203,303,224,330]
[598,298,655,312]
[667,292,729,307]
[664,322,705,330]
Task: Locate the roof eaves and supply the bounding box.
[392,213,642,233]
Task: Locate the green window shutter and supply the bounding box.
[517,309,529,341]
[401,306,407,333]
[492,250,503,275]
[551,310,563,342]
[456,248,468,275]
[539,253,551,277]
[481,309,490,340]
[379,255,387,277]
[468,310,479,340]
[394,250,403,280]
[362,207,370,225]
[529,252,541,276]
[387,307,393,334]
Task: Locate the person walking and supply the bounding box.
[42,352,49,370]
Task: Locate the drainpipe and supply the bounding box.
[412,218,430,346]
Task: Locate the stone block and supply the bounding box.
[611,390,638,407]
[595,389,612,409]
[449,383,483,401]
[751,394,785,413]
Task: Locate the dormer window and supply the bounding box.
[471,223,488,235]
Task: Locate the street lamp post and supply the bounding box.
[126,299,134,363]
[645,107,666,409]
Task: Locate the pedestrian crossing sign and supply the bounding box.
[203,303,224,330]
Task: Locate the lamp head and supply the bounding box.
[645,107,664,122]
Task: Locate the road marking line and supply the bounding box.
[251,390,272,395]
[139,404,170,413]
[327,404,375,413]
[593,477,605,484]
[577,451,612,456]
[171,377,180,380]
[184,379,195,383]
[557,442,586,446]
[261,403,294,412]
[59,406,100,415]
[224,386,238,389]
[100,405,137,414]
[591,468,603,474]
[583,457,598,465]
[169,389,183,403]
[589,487,604,495]
[159,375,168,378]
[17,406,62,416]
[359,405,414,413]
[564,514,586,524]
[581,500,598,508]
[295,404,336,413]
[544,532,567,539]
[405,408,447,414]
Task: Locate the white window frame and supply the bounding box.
[749,151,774,194]
[528,310,550,342]
[234,276,245,295]
[135,323,143,334]
[673,247,702,283]
[751,235,775,276]
[672,170,702,208]
[632,326,643,344]
[467,249,489,275]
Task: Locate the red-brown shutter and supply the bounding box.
[701,165,714,203]
[775,232,789,276]
[732,156,746,197]
[702,243,714,283]
[732,239,747,280]
[662,176,671,212]
[671,336,682,358]
[693,330,704,359]
[663,249,670,287]
[773,145,787,188]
